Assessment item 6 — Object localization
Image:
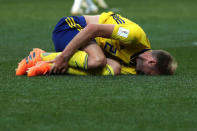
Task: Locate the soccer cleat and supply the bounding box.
[95,0,108,9]
[27,61,52,77]
[85,7,98,14]
[16,48,46,76]
[71,8,84,15]
[85,4,98,14]
[81,0,88,8]
[71,0,83,15]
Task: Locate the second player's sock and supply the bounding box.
[67,64,114,75]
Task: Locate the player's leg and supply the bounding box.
[41,41,106,69]
[66,58,120,75]
[85,0,98,14]
[27,58,120,76]
[26,43,120,76]
[15,47,87,76]
[82,41,106,69]
[81,0,88,8]
[95,0,108,9]
[40,51,120,74]
[71,0,83,15]
[41,51,89,69]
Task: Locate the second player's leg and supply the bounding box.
[40,41,106,70]
[82,41,107,69]
[106,58,121,75]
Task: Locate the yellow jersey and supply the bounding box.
[95,12,151,74]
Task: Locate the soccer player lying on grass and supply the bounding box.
[16,12,177,76]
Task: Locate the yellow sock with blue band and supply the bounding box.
[40,51,114,75]
[41,51,88,70]
[41,52,61,61]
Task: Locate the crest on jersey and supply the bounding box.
[117,27,129,38]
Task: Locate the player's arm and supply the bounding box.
[50,24,115,74]
[59,23,146,62]
[61,24,114,61]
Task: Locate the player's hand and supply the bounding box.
[48,54,69,75]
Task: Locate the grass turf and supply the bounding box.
[0,0,197,130]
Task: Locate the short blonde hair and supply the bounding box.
[152,50,177,75]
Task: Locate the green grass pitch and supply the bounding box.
[0,0,197,130]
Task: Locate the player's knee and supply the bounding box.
[89,55,107,68]
[94,56,107,67]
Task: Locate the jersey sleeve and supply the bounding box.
[111,24,145,45]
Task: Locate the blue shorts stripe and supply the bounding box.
[52,16,87,52]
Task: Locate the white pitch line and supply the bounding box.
[193,42,197,46]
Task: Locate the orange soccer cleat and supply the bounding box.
[16,48,46,76]
[27,61,52,77]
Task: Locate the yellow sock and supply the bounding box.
[66,64,114,76]
[68,51,88,70]
[93,64,115,75]
[41,51,88,69]
[41,52,61,61]
[40,51,114,75]
[102,64,115,75]
[67,67,90,75]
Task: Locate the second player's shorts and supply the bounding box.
[52,16,87,52]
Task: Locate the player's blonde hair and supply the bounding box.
[152,50,177,75]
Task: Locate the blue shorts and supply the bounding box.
[52,16,87,52]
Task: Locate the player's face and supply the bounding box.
[136,52,159,75]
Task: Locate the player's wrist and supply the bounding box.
[59,53,69,62]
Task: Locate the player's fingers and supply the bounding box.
[49,64,55,75]
[61,68,67,74]
[53,67,58,74]
[56,68,60,74]
[56,66,63,74]
[46,60,54,63]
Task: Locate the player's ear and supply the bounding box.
[148,60,157,66]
